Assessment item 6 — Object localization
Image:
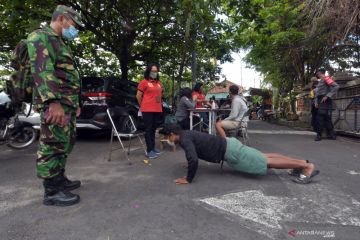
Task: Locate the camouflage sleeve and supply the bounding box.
[27,31,62,103]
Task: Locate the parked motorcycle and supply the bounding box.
[18,102,40,130]
[256,105,275,121]
[0,91,37,149]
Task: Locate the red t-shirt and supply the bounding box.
[138,79,163,112]
[192,91,206,108]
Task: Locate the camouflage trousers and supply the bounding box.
[36,104,76,179]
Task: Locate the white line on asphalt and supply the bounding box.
[347,170,360,175]
[200,190,291,229]
[248,130,316,135]
[199,188,360,239]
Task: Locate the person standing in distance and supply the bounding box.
[136,64,163,159]
[27,5,84,206]
[314,68,339,141]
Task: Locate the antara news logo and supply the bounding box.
[288,229,335,238]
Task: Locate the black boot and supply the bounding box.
[314,135,322,141]
[60,169,81,191]
[43,175,80,206]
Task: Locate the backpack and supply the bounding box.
[6,39,33,112]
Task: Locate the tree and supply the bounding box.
[304,0,360,44]
[304,0,360,75]
[1,0,232,88]
[223,0,359,113]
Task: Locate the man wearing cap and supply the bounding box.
[27,5,85,206]
[314,68,339,141]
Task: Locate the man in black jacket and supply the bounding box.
[159,124,319,185]
[314,68,339,141]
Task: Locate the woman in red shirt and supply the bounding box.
[136,64,163,159]
[192,83,207,108]
[192,82,210,127]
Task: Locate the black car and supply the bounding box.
[79,77,171,132]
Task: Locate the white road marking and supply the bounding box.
[200,190,291,229]
[347,170,360,175]
[248,130,316,135]
[199,188,360,239]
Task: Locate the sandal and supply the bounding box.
[288,160,309,177]
[292,170,320,184]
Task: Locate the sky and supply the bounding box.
[219,51,263,90]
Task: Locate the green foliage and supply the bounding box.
[222,0,360,115]
[0,0,232,104]
[0,1,189,112]
[251,95,263,106]
[225,0,359,92]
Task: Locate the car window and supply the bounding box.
[81,78,107,93]
[113,79,138,94]
[0,91,11,104]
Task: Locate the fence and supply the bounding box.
[332,85,360,133]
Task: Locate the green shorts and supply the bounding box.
[224,137,267,175]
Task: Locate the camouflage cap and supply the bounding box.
[54,5,84,29]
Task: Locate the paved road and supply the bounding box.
[0,121,359,240]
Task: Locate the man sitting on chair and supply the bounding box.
[216,85,248,139]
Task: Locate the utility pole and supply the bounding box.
[240,61,243,87]
[191,50,197,87]
[239,50,243,87]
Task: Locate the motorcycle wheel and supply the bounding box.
[7,126,37,149]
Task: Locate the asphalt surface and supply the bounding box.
[0,121,359,240]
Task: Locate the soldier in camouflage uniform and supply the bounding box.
[27,5,84,206]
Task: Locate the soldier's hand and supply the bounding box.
[47,102,65,127]
[76,107,81,117]
[321,96,328,103]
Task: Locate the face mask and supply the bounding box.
[166,139,176,147]
[62,25,79,41]
[149,72,158,79]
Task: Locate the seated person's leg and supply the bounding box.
[215,121,226,138]
[199,112,209,128]
[216,120,238,139]
[193,116,201,131]
[178,116,201,131]
[178,118,190,130]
